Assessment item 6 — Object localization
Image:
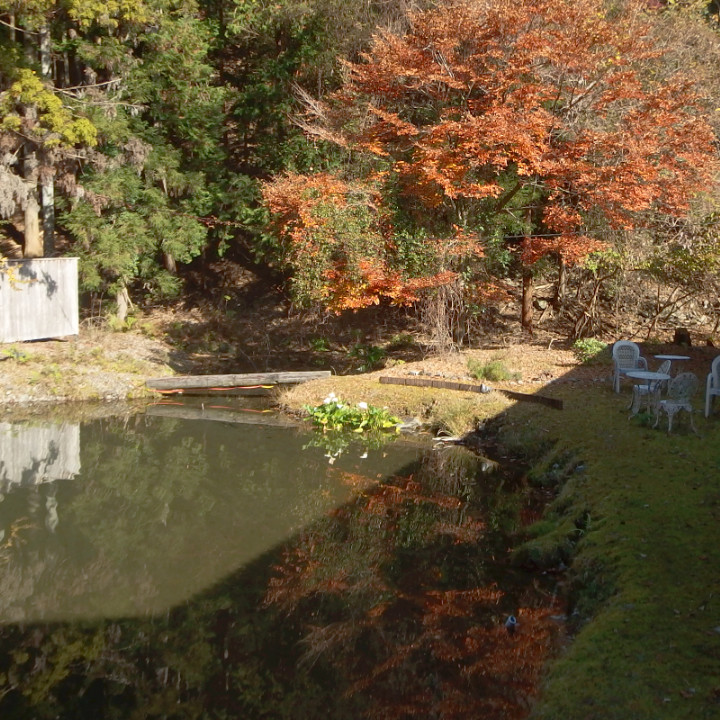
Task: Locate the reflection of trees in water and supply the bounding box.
[0,429,561,719]
[0,616,215,717]
[0,415,337,618]
[264,446,561,720]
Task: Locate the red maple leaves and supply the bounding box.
[263,0,717,314]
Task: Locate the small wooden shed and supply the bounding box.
[0,257,79,342]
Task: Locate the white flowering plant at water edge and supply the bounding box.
[304,393,400,433]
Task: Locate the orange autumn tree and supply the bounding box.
[311,0,718,330]
[261,171,469,311]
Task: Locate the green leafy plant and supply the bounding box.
[349,343,386,372]
[304,393,400,433]
[107,314,138,333]
[0,346,31,363]
[467,358,520,382]
[572,338,610,365]
[309,337,331,352]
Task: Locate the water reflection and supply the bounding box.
[263,447,560,719]
[0,411,420,622]
[0,421,80,537]
[0,421,81,488]
[0,408,561,719]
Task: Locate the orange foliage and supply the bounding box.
[262,172,480,311]
[262,171,355,253]
[263,0,716,313]
[264,467,563,719]
[337,0,717,266]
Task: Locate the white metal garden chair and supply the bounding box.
[653,372,699,434]
[705,355,720,418]
[628,359,671,418]
[612,341,648,393]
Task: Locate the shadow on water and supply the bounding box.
[0,399,564,719]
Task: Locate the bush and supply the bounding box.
[467,358,520,382]
[572,338,609,365]
[349,343,386,372]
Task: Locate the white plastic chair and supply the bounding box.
[628,359,670,417]
[705,355,720,417]
[654,372,699,434]
[612,341,648,393]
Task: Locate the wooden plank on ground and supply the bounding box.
[378,376,563,410]
[146,370,332,393]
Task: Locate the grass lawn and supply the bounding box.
[509,385,720,720]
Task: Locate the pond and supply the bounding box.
[0,398,562,719]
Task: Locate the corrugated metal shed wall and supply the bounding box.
[0,258,79,342]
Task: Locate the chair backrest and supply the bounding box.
[613,341,641,369]
[651,360,672,390]
[667,372,699,401]
[710,355,720,384]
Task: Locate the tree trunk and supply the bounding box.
[39,23,55,256]
[521,265,534,334]
[116,285,133,322]
[163,251,177,274]
[18,18,47,258]
[39,24,51,77]
[18,16,41,257]
[23,194,42,258]
[555,254,567,308]
[22,128,42,258]
[41,166,55,256]
[521,207,535,334]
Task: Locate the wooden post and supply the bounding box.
[521,208,534,334]
[521,265,534,334]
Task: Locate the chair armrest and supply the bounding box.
[637,357,648,370]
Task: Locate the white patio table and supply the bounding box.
[653,354,690,373]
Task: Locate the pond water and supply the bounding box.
[0,399,562,719]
